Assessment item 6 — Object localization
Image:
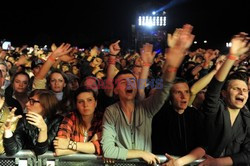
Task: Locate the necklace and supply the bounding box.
[83,130,88,142]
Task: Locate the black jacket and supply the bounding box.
[3,114,63,156]
[203,78,250,165]
[152,103,205,156]
[4,85,23,116]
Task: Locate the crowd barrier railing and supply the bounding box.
[0,150,37,166]
[0,150,204,166]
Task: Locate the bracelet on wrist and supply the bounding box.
[166,66,178,72]
[108,57,116,65]
[48,56,56,62]
[68,140,77,151]
[227,55,238,61]
[48,56,58,62]
[142,62,152,67]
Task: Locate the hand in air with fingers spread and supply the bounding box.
[4,107,22,130]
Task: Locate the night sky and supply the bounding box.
[0,0,249,50]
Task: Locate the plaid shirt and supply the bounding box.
[57,111,103,155]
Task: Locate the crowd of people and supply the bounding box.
[0,24,249,166]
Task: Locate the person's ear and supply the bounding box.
[114,86,118,95]
[221,89,227,98]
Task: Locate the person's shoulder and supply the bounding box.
[51,114,65,123]
[106,102,119,110]
[104,102,120,116]
[186,106,204,116]
[241,106,250,118]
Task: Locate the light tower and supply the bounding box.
[133,10,167,52]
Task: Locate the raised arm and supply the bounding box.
[35,43,73,80]
[188,60,223,106]
[104,40,121,97]
[216,32,249,82]
[137,43,156,100]
[163,24,195,82]
[141,24,195,116]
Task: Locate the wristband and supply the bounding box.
[108,57,116,65]
[48,56,56,62]
[166,66,178,72]
[143,62,152,67]
[227,55,238,61]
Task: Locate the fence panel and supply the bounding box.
[0,150,37,166]
[0,150,204,166]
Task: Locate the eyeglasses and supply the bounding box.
[28,98,40,105]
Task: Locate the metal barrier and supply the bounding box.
[0,150,37,166]
[37,152,103,166]
[0,150,204,166]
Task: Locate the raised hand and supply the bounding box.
[51,43,73,59]
[26,112,47,132]
[90,46,99,58]
[165,24,195,68]
[167,24,195,52]
[4,107,22,130]
[51,43,57,52]
[109,40,121,56]
[15,55,29,66]
[167,28,182,48]
[215,59,224,72]
[140,43,156,65]
[230,32,250,57]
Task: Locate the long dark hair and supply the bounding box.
[74,87,97,136]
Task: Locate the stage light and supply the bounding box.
[226,42,232,47]
[152,11,156,15]
[137,15,166,27]
[204,40,207,43]
[194,41,197,44]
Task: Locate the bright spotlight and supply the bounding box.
[226,42,232,47]
[194,41,197,44]
[152,11,156,15]
[204,40,207,43]
[138,15,166,27]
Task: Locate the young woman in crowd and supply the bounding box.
[32,43,74,115]
[3,89,63,155]
[5,71,30,115]
[53,87,103,156]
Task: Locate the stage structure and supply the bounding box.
[132,11,167,53]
